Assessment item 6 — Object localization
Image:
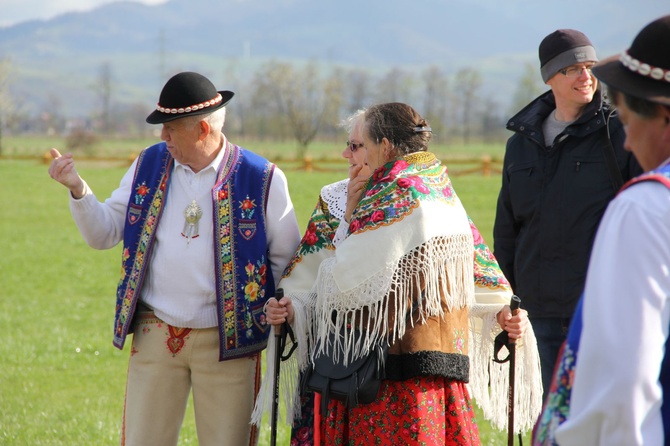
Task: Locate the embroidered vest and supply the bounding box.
[533,163,670,445]
[113,142,276,360]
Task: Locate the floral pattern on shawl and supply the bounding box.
[349,152,458,236]
[470,217,511,291]
[282,196,339,277]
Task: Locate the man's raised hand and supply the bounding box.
[48,148,86,199]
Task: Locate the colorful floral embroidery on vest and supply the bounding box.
[623,166,670,190]
[216,179,237,349]
[134,182,150,205]
[239,196,256,218]
[115,169,169,338]
[214,145,274,357]
[533,341,575,444]
[244,260,267,303]
[238,196,258,240]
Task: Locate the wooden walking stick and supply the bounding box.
[506,295,521,446]
[270,288,285,446]
[493,294,523,446]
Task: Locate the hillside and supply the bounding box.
[0,0,666,117]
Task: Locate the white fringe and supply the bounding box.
[313,235,474,365]
[250,292,314,427]
[468,303,544,434]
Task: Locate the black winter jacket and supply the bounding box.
[493,89,641,319]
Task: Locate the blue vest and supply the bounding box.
[113,141,276,360]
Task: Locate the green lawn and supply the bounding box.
[0,154,529,445]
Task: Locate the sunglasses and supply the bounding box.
[346,141,364,152]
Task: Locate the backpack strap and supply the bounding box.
[602,109,624,192]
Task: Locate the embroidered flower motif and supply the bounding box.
[224,298,235,313]
[534,343,577,444]
[388,160,410,178]
[218,188,228,201]
[245,281,260,301]
[370,209,385,223]
[239,196,256,219]
[302,222,321,246]
[470,221,484,246]
[224,314,235,332]
[258,264,267,285]
[243,258,267,304]
[452,329,465,353]
[397,175,430,194]
[134,182,150,205]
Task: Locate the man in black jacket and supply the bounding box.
[493,29,641,402]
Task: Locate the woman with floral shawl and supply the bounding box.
[254,103,542,445]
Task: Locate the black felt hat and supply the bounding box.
[592,15,670,106]
[146,71,234,124]
[539,29,598,82]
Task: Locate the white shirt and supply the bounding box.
[69,139,301,328]
[555,178,670,445]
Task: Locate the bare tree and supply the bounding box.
[252,60,341,161]
[96,61,114,135]
[0,57,13,155]
[421,65,449,143]
[508,62,545,116]
[42,93,65,135]
[375,67,414,104]
[453,67,482,144]
[480,97,505,142]
[344,69,373,113]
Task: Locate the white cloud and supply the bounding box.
[1,0,168,27]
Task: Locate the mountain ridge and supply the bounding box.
[0,0,666,117]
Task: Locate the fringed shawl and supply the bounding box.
[468,217,543,434]
[252,153,542,434]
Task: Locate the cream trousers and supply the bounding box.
[121,311,260,446]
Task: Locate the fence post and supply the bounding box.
[481,155,492,177]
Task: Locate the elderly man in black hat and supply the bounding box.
[48,71,301,446]
[493,28,641,402]
[533,15,670,446]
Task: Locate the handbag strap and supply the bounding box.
[601,109,624,192]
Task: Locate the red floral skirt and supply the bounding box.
[319,376,480,446]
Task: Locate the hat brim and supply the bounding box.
[145,90,235,124]
[593,55,670,106]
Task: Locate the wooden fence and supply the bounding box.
[2,152,503,177]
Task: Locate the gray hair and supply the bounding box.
[339,108,366,133]
[182,107,227,133]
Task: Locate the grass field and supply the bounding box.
[0,147,532,445]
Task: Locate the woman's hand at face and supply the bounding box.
[345,163,372,222]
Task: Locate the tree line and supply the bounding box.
[0,58,546,158]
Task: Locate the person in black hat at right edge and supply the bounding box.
[47,71,301,446]
[533,15,670,446]
[493,28,641,404]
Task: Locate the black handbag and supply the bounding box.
[303,329,388,414]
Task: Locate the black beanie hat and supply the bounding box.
[539,29,598,82]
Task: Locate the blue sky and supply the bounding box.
[1,0,167,27]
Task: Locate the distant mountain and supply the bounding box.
[0,0,666,117]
